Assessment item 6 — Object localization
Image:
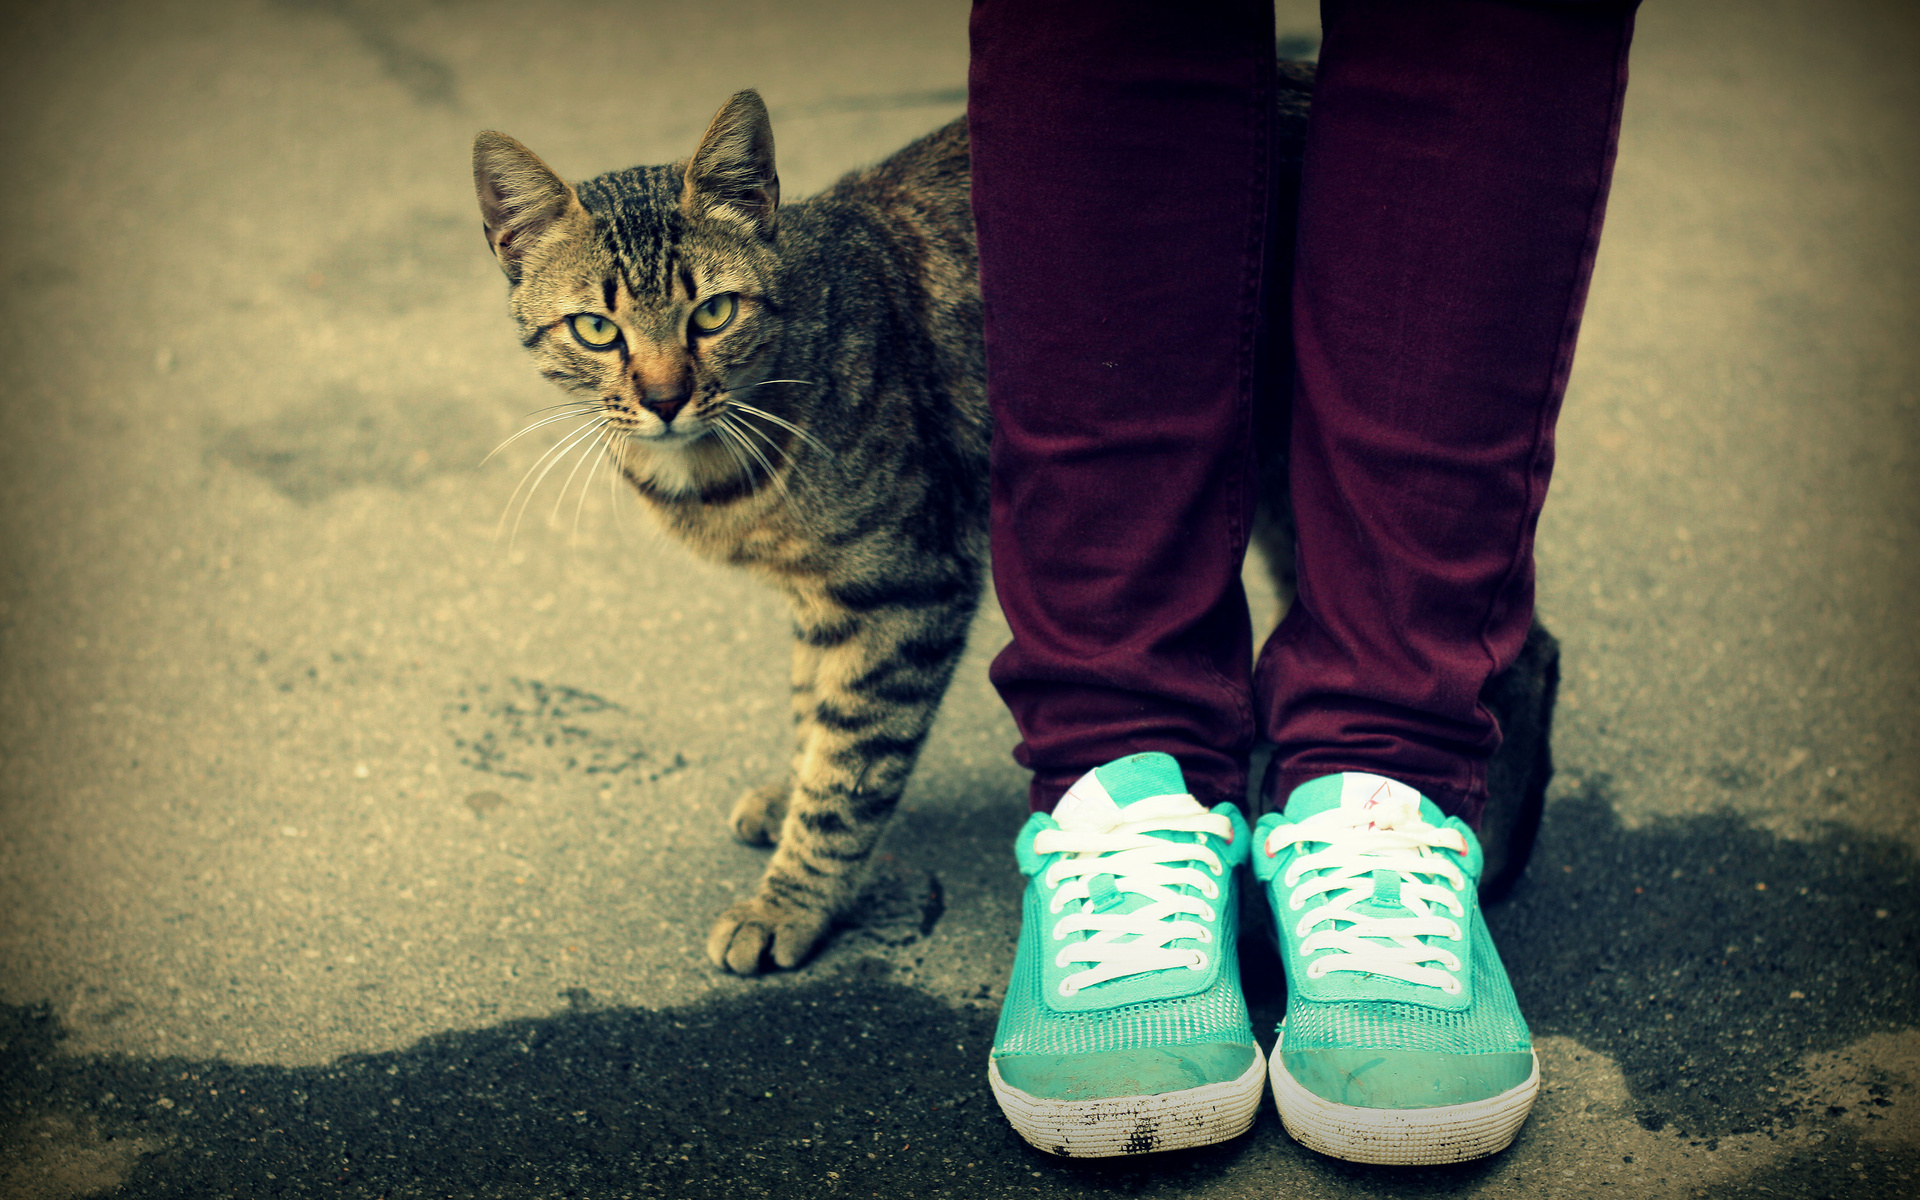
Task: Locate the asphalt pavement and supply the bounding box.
[0,1,1914,1197]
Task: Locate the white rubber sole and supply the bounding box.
[1270,1047,1539,1165]
[988,1047,1267,1158]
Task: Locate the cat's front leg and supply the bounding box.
[706,581,976,974]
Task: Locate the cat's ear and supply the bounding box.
[473,131,586,283]
[682,90,780,239]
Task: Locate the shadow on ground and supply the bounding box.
[3,781,1914,1198]
[1497,778,1917,1139]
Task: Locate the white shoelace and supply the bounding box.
[1265,808,1470,993]
[1035,794,1233,996]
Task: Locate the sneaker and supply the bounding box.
[987,752,1264,1157]
[1252,772,1538,1165]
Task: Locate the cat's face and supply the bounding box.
[508,173,780,447]
[475,92,786,491]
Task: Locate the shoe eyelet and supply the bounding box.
[1199,905,1216,922]
[1196,928,1213,944]
[1443,979,1462,995]
[1287,895,1303,912]
[1306,961,1325,979]
[1295,919,1313,939]
[1189,951,1209,971]
[1058,982,1077,998]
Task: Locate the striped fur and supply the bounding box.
[473,71,1554,976]
[476,91,987,974]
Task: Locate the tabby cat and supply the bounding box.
[472,76,1557,977]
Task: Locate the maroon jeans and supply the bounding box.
[970,0,1638,822]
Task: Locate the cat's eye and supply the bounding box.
[689,293,738,335]
[569,313,622,349]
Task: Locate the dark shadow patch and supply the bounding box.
[211,383,486,504]
[1709,757,1764,791]
[918,873,945,937]
[0,965,1271,1200]
[6,790,1915,1197]
[284,0,457,107]
[463,789,506,817]
[777,88,968,116]
[1275,31,1322,61]
[348,20,456,107]
[250,644,378,695]
[445,679,684,785]
[840,869,943,948]
[6,259,77,291]
[1489,776,1919,1142]
[1719,1119,1917,1199]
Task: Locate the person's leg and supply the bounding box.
[1249,0,1638,1165]
[969,0,1279,1156]
[971,0,1276,814]
[1257,0,1638,829]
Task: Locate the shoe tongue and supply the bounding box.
[1285,775,1433,919]
[1095,752,1188,806]
[1339,773,1426,830]
[1052,752,1192,833]
[1282,772,1426,829]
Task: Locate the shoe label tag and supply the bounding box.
[1051,774,1121,833]
[1338,774,1423,831]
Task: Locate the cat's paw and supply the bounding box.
[706,892,831,975]
[728,781,790,846]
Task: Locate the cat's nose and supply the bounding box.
[641,394,690,423]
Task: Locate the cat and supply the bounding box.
[471,70,1556,977]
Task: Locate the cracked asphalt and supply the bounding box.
[0,1,1914,1198]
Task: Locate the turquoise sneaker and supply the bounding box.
[987,753,1264,1157]
[1253,773,1538,1165]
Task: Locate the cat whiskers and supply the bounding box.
[552,422,614,544]
[718,410,783,495]
[712,413,787,498]
[715,412,832,541]
[497,414,610,552]
[569,426,618,545]
[706,422,753,488]
[479,401,602,467]
[604,426,630,539]
[729,394,833,459]
[725,410,789,475]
